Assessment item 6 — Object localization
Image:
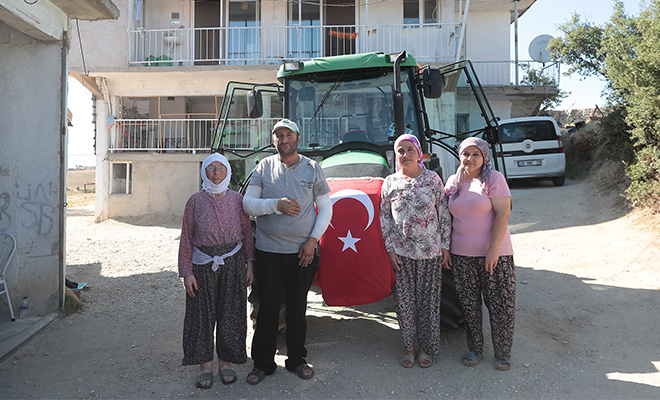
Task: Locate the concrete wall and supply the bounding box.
[0,22,66,316]
[105,153,202,219]
[464,11,510,62]
[68,0,130,72]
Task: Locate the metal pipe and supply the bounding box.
[514,0,519,85]
[456,0,470,61]
[59,31,69,311]
[392,51,406,136]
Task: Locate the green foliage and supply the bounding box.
[563,123,600,179]
[597,106,634,163]
[549,13,606,79]
[551,0,660,213]
[519,65,569,112]
[626,145,660,212]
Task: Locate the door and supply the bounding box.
[325,0,355,56]
[227,0,261,64]
[194,0,221,65]
[288,0,321,59]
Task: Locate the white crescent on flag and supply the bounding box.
[329,189,375,231]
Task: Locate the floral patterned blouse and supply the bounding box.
[380,169,451,260]
[178,190,254,277]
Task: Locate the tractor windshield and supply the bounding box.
[285,67,421,152]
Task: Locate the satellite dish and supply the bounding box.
[529,34,554,63]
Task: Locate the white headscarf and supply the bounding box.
[201,153,231,195]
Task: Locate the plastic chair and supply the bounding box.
[0,232,16,321]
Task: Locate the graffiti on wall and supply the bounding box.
[17,182,56,235]
[0,192,11,230]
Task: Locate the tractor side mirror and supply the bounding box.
[483,126,500,144]
[423,69,443,99]
[247,88,263,118]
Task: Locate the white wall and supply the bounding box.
[489,99,512,121]
[464,11,510,62]
[0,22,66,316]
[104,154,202,219]
[360,0,401,25]
[68,0,131,72]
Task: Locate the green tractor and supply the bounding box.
[212,51,503,331]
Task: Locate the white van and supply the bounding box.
[497,116,566,186]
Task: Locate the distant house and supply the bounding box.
[68,0,557,221]
[0,0,118,327]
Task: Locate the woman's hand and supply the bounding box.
[183,275,198,297]
[484,248,499,275]
[441,248,452,269]
[387,251,401,271]
[246,261,255,286]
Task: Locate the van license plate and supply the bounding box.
[518,160,542,167]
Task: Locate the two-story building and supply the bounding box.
[68,0,558,221]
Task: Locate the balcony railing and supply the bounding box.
[471,61,561,87]
[129,23,462,66]
[110,118,280,152]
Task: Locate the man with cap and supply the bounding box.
[242,118,332,384]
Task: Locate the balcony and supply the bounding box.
[129,23,462,66]
[110,118,278,153]
[472,60,561,87]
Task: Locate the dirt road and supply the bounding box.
[1,178,659,399]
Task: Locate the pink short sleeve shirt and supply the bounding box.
[447,170,514,257]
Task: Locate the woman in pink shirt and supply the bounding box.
[443,137,515,371]
[178,153,255,388]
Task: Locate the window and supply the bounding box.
[111,162,132,194]
[287,0,321,59]
[404,0,437,25]
[457,114,470,135]
[228,0,261,65]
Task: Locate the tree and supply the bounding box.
[549,0,660,213]
[519,65,569,112]
[548,13,606,80]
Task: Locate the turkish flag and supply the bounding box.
[316,178,394,306]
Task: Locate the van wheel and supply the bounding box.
[552,175,565,186]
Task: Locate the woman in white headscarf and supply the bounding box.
[178,153,255,388]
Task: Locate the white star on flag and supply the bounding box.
[338,230,361,253]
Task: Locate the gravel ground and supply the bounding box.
[0,178,659,399]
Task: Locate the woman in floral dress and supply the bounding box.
[380,134,451,369]
[178,153,255,388]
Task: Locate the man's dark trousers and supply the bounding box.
[251,249,318,374]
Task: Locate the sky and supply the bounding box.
[514,0,643,110]
[66,0,644,167]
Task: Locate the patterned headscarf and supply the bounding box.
[446,137,492,200]
[201,153,232,195]
[394,134,426,172]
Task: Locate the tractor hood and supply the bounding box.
[320,150,390,179]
